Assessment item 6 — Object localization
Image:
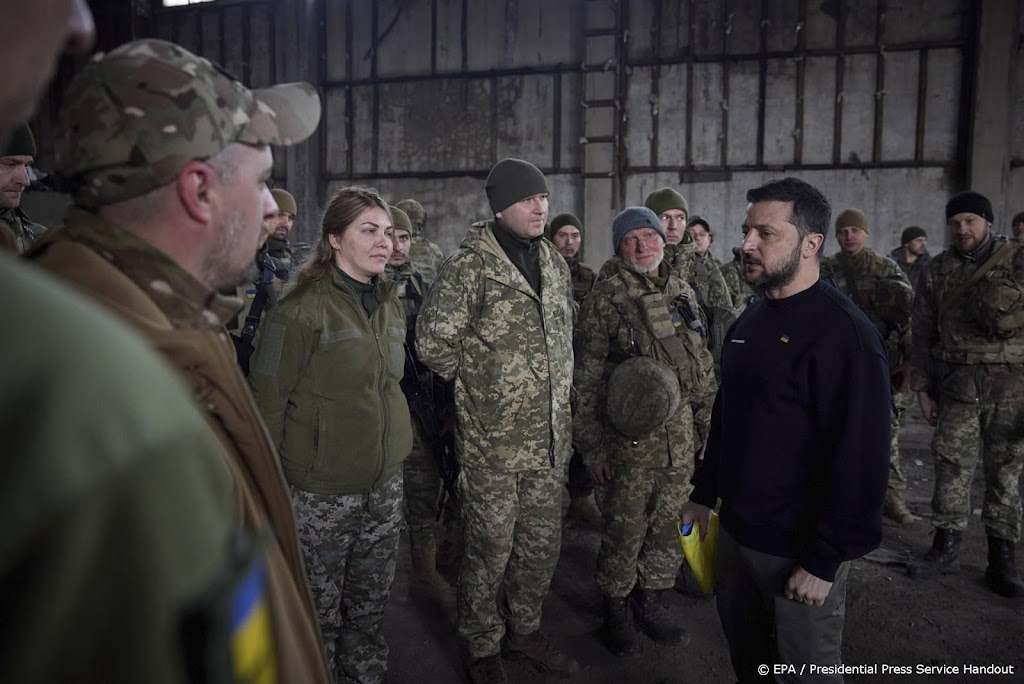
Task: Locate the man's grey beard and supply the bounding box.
[747,243,800,293]
[626,255,664,275]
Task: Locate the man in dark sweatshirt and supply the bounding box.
[682,177,891,683]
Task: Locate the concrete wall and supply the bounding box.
[58,0,1021,265]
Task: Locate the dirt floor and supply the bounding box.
[383,409,1024,683]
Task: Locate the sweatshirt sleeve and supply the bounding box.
[415,251,482,381]
[799,335,891,582]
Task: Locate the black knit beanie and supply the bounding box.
[486,158,548,214]
[547,212,583,240]
[3,123,35,157]
[945,191,993,223]
[900,226,927,245]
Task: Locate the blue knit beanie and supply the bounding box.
[613,207,666,251]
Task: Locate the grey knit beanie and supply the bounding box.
[613,207,666,251]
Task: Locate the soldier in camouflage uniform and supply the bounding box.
[888,225,932,291]
[385,206,457,609]
[908,191,1024,599]
[398,197,445,285]
[821,208,916,524]
[546,212,601,526]
[575,207,716,656]
[0,123,47,253]
[266,188,299,282]
[686,215,721,267]
[643,188,736,377]
[720,247,757,313]
[26,39,330,682]
[417,159,578,684]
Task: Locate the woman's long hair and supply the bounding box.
[288,186,391,294]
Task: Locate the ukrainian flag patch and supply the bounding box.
[229,563,277,684]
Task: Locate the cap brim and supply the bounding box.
[239,82,321,147]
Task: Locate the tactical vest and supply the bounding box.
[931,239,1024,364]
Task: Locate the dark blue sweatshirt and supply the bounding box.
[689,280,891,581]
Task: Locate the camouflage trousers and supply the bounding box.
[932,399,1024,541]
[288,472,403,684]
[596,465,689,597]
[458,464,563,658]
[403,421,460,548]
[888,392,911,496]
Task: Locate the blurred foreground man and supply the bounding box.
[2,4,312,682]
[417,159,578,684]
[26,38,330,681]
[683,178,891,682]
[908,191,1024,598]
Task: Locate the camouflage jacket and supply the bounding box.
[720,247,757,313]
[574,259,716,471]
[0,207,47,254]
[265,236,296,278]
[822,249,913,368]
[409,233,445,285]
[910,235,1024,402]
[888,245,931,292]
[566,254,596,304]
[26,208,330,683]
[416,219,574,472]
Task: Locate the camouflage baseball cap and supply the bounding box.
[55,39,321,208]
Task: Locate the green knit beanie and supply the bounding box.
[644,187,688,217]
[486,158,548,214]
[835,208,869,233]
[3,123,36,157]
[389,206,412,234]
[270,188,296,215]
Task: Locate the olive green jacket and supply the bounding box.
[250,269,413,495]
[416,220,574,472]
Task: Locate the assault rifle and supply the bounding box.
[401,344,459,515]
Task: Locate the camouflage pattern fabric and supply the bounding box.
[888,245,931,292]
[720,247,757,313]
[889,392,912,497]
[0,207,46,254]
[566,254,596,304]
[574,259,717,469]
[910,236,1024,399]
[911,236,1024,543]
[416,219,574,472]
[821,249,914,366]
[597,466,690,597]
[931,400,1024,541]
[53,38,321,208]
[403,421,443,547]
[457,464,563,658]
[409,234,444,285]
[288,472,404,684]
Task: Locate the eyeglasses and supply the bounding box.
[658,214,687,225]
[621,230,663,248]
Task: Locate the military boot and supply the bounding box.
[501,629,580,675]
[907,528,960,579]
[630,588,691,645]
[602,595,640,656]
[884,492,917,525]
[984,536,1024,598]
[567,492,603,528]
[466,654,507,684]
[409,541,456,609]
